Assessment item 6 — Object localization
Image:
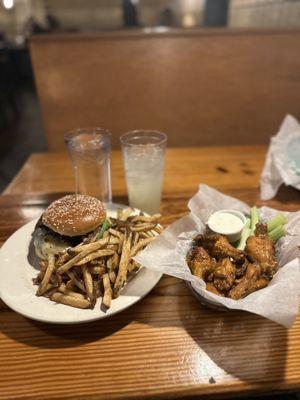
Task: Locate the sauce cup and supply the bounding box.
[207,209,246,243]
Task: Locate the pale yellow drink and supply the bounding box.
[121,131,167,214]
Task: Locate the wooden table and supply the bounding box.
[1,146,300,400]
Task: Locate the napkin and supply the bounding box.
[260,114,300,200]
[135,185,300,328]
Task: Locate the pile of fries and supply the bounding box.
[33,208,162,310]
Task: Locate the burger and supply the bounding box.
[32,194,107,260]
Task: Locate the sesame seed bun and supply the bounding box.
[42,194,106,237]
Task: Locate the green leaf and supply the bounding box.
[96,218,112,240]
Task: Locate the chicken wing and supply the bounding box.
[213,257,236,291]
[188,246,217,279]
[206,283,224,296]
[235,259,249,278]
[228,263,269,300]
[202,234,245,262]
[246,223,278,278]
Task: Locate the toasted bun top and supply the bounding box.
[42,194,106,237]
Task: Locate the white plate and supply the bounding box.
[0,207,162,324]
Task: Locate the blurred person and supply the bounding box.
[203,0,230,27]
[159,7,175,27]
[123,0,139,27]
[45,12,61,32]
[23,16,46,40]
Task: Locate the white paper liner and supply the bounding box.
[260,114,300,200]
[135,185,300,328]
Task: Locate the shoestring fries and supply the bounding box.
[33,208,162,310]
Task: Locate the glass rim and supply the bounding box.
[64,127,111,143]
[120,130,167,147]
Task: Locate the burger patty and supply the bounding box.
[32,217,84,260]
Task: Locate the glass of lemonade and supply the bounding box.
[64,128,112,203]
[120,130,167,214]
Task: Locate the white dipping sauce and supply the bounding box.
[208,212,244,234]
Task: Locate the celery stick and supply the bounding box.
[250,206,259,235]
[269,224,286,241]
[245,218,251,229]
[236,227,251,250]
[236,218,251,250]
[267,214,287,232]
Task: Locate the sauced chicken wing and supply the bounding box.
[188,246,217,279]
[202,234,245,262]
[206,283,224,296]
[228,263,269,300]
[255,222,268,236]
[213,257,236,291]
[189,220,280,301]
[246,223,278,278]
[235,259,249,278]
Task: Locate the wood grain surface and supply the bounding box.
[1,146,300,400]
[30,29,300,150]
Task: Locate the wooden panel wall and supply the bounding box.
[30,29,300,150]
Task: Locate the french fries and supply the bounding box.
[70,237,109,254]
[130,223,157,232]
[74,249,115,266]
[102,273,112,308]
[50,292,91,309]
[108,270,117,284]
[33,208,162,311]
[89,265,106,275]
[132,214,161,223]
[56,249,93,274]
[130,237,156,257]
[58,283,86,299]
[36,254,55,296]
[82,265,94,303]
[113,231,132,298]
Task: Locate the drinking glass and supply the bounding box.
[64,128,112,203]
[120,130,167,214]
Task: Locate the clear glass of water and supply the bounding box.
[64,128,112,203]
[120,130,167,214]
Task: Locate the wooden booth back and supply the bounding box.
[30,29,300,150]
